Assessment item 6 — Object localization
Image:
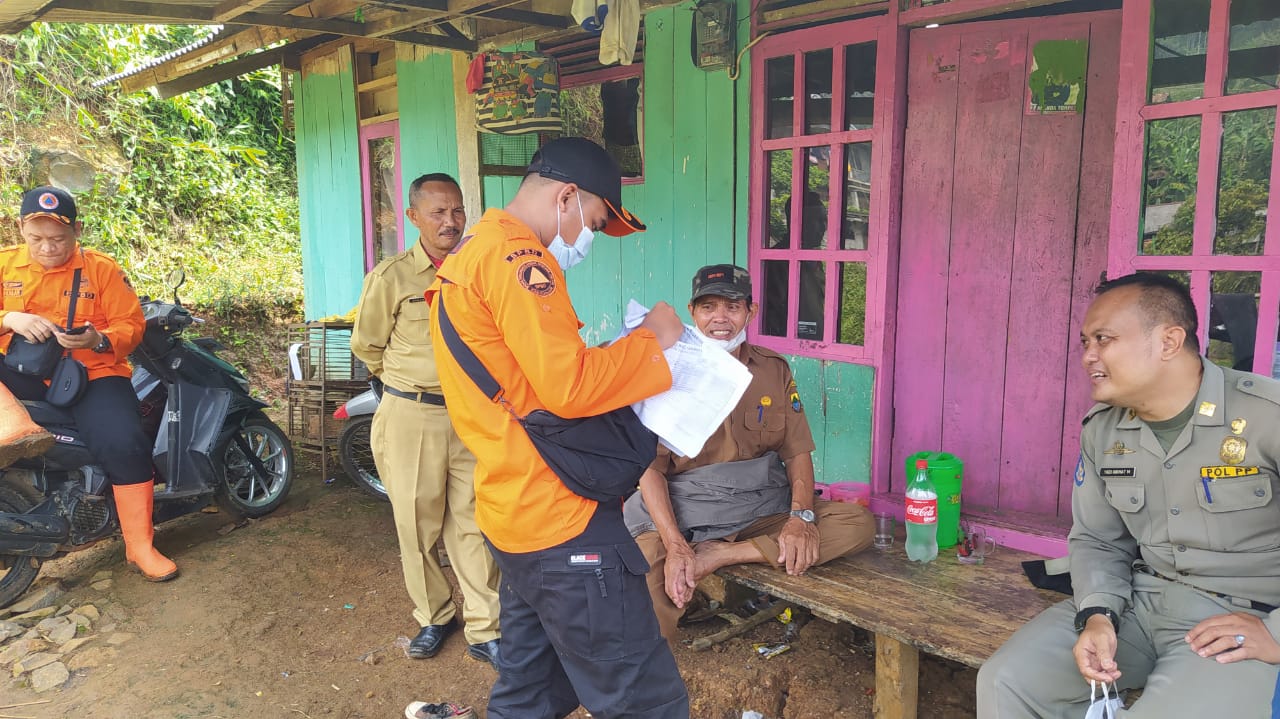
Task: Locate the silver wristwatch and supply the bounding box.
[789,508,816,523]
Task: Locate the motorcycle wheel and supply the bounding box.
[0,479,43,609]
[337,416,387,501]
[214,413,295,518]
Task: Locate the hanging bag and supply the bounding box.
[436,287,658,503]
[4,266,84,381]
[45,267,89,408]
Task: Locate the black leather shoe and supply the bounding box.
[407,618,457,659]
[467,638,500,667]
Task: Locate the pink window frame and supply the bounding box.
[558,63,645,185]
[1109,0,1280,375]
[359,119,404,271]
[748,17,900,364]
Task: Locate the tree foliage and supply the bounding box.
[0,23,300,319]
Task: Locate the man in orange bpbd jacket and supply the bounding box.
[425,138,690,718]
[0,187,176,582]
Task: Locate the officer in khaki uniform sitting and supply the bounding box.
[351,173,501,666]
[624,264,874,642]
[977,273,1280,718]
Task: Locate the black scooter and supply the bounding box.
[0,271,294,607]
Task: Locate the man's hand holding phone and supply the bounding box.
[57,322,101,350]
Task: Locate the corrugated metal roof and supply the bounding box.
[92,24,228,88]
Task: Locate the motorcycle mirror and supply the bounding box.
[165,268,186,304]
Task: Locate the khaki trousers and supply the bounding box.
[371,393,501,643]
[635,499,873,641]
[977,572,1280,718]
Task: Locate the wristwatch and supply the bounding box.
[789,508,816,523]
[1073,607,1120,634]
[92,334,112,354]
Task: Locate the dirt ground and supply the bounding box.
[0,463,981,719]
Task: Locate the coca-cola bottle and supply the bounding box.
[905,458,938,563]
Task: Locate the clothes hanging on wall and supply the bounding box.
[600,0,640,66]
[474,52,562,135]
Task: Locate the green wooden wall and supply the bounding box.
[397,47,461,250]
[296,57,364,320]
[292,3,876,484]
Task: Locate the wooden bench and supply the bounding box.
[711,541,1063,719]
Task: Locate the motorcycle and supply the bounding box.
[0,270,294,607]
[333,383,387,501]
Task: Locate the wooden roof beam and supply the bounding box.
[153,34,334,97]
[211,0,277,23]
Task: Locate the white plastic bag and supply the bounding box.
[1085,680,1122,719]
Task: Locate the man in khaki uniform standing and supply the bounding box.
[351,173,501,666]
[978,273,1280,717]
[624,264,873,642]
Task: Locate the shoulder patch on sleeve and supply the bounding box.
[516,260,557,297]
[1237,375,1280,406]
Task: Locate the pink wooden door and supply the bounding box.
[891,12,1120,524]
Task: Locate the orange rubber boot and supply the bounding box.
[0,382,53,469]
[114,481,179,582]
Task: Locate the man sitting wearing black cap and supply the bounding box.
[422,138,689,719]
[0,187,177,582]
[624,264,875,642]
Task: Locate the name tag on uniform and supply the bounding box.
[407,297,426,303]
[568,552,602,567]
[1199,465,1260,479]
[1099,467,1136,478]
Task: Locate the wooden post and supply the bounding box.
[874,634,918,719]
[452,50,484,221]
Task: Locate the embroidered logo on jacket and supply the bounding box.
[517,260,556,296]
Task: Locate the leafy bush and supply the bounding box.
[0,23,301,321]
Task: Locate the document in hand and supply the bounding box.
[620,300,753,457]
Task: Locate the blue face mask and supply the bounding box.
[548,193,595,269]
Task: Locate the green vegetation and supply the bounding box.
[0,23,300,319]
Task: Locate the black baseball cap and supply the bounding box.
[692,264,752,302]
[527,137,645,237]
[20,186,77,225]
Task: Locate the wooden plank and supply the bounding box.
[761,0,883,24]
[939,27,1026,513]
[451,50,483,233]
[640,6,676,312]
[211,0,274,22]
[356,73,397,93]
[358,111,399,126]
[898,0,1074,27]
[997,22,1086,515]
[671,4,709,310]
[875,635,919,719]
[718,540,1059,668]
[1059,13,1121,520]
[890,27,959,493]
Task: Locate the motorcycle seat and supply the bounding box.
[21,400,76,427]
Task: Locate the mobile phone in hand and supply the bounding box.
[63,324,90,335]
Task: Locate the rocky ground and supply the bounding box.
[0,468,978,718]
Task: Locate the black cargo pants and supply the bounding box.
[485,502,689,719]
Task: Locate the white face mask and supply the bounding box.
[1084,681,1122,719]
[703,328,747,352]
[547,193,595,269]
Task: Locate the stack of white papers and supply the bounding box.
[620,300,752,457]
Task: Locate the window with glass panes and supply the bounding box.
[1114,0,1280,376]
[750,21,889,362]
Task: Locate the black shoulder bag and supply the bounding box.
[46,267,88,408]
[436,288,658,503]
[4,267,83,383]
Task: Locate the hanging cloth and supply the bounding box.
[474,52,562,135]
[599,0,641,66]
